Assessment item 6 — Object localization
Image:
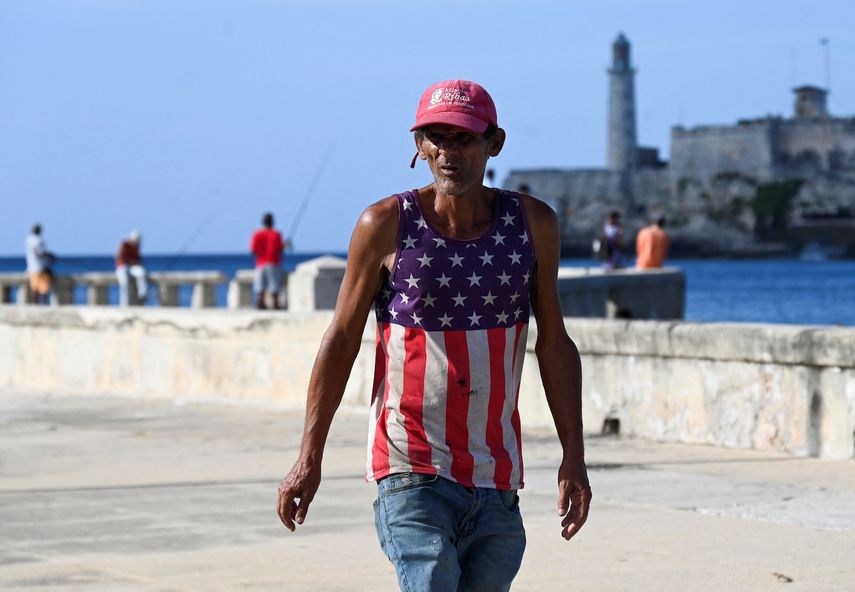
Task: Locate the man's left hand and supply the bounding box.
[557,456,591,541]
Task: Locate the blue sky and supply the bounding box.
[2,0,852,255]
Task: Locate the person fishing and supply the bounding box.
[250,212,288,310]
[276,79,590,591]
[25,223,56,305]
[115,230,148,306]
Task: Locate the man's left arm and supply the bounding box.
[523,196,592,541]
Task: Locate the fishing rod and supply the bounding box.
[286,145,334,250]
[159,208,220,272]
[132,209,219,305]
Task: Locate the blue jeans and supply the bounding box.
[373,473,526,592]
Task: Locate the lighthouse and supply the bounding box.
[607,33,638,171]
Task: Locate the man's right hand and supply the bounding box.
[275,197,396,533]
[276,460,321,531]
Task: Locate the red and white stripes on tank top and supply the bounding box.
[366,189,535,490]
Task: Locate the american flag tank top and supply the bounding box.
[366,189,535,489]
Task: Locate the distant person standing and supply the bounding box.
[116,230,148,306]
[25,224,55,304]
[250,212,288,310]
[635,216,670,269]
[600,210,624,270]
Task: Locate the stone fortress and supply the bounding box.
[505,34,855,257]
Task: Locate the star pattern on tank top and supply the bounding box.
[375,190,535,331]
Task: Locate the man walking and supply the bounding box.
[277,80,590,591]
[635,216,670,269]
[250,212,286,309]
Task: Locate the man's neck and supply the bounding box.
[419,184,496,240]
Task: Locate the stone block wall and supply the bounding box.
[777,118,855,173]
[670,120,776,189]
[629,168,672,212]
[504,168,670,253]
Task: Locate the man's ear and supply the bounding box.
[489,128,507,157]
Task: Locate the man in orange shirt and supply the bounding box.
[635,216,670,269]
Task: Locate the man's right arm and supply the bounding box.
[276,196,399,531]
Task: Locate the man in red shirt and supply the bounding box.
[250,212,287,309]
[115,230,148,306]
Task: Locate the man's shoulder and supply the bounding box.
[346,194,404,262]
[358,194,403,230]
[253,228,278,239]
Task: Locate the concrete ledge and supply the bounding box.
[0,306,341,407]
[565,318,855,368]
[557,267,685,319]
[1,306,852,459]
[287,255,347,312]
[552,319,855,459]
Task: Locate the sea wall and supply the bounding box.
[557,319,855,460]
[1,306,852,459]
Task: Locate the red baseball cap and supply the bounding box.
[410,80,498,135]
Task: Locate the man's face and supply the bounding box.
[416,125,502,197]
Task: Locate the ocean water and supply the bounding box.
[1,253,853,326]
[670,258,854,326]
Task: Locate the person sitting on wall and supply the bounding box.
[115,230,148,306]
[635,216,670,269]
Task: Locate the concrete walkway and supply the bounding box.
[0,391,853,591]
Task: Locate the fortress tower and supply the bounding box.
[793,85,829,119]
[607,33,638,171]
